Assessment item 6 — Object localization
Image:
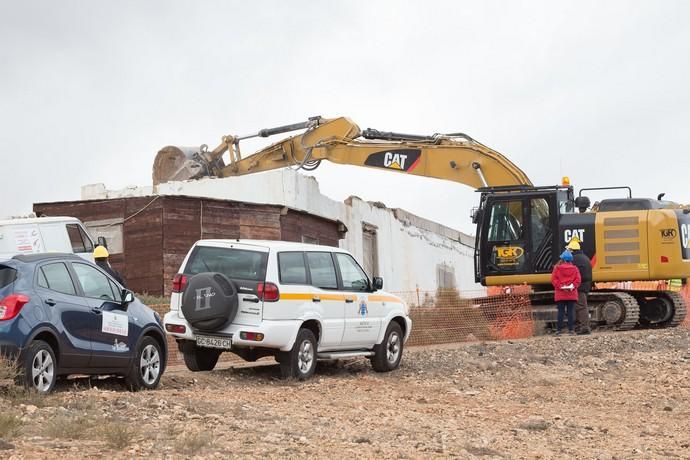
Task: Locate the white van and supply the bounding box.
[0,217,98,261]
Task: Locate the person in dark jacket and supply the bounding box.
[567,240,592,334]
[93,245,127,288]
[551,250,581,335]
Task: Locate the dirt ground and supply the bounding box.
[3,327,690,459]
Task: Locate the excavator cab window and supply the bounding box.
[484,200,527,273]
[529,198,553,271]
[487,201,524,242]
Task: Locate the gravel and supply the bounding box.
[4,327,690,458]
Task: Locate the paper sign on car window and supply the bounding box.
[102,311,128,336]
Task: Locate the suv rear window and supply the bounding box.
[185,246,268,281]
[0,265,17,289]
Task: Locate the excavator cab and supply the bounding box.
[474,185,575,285]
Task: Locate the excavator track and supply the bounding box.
[529,289,686,331]
[588,292,640,331]
[644,291,687,328]
[528,290,641,331]
[664,291,687,327]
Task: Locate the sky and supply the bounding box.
[1,1,689,234]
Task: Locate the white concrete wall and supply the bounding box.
[83,169,484,295]
[339,197,481,294]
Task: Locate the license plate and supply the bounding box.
[196,335,232,350]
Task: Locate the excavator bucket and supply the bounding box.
[152,146,223,186]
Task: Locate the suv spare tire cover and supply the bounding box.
[181,272,239,332]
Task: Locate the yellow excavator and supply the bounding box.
[153,116,690,330]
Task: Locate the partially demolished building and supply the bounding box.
[34,169,480,297]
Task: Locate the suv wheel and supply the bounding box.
[183,345,222,372]
[22,340,57,394]
[280,328,317,380]
[126,336,163,391]
[371,321,403,372]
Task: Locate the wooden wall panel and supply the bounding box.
[122,198,164,295]
[34,199,125,223]
[34,196,343,297]
[160,197,201,297]
[239,225,282,240]
[280,210,341,247]
[200,201,241,240]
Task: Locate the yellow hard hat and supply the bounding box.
[566,240,581,251]
[93,246,109,259]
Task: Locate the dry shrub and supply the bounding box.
[0,412,23,439]
[175,430,214,454]
[0,355,19,382]
[0,356,52,406]
[98,422,134,449]
[64,396,97,412]
[135,292,169,307]
[464,444,505,458]
[43,415,96,440]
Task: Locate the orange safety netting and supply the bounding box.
[397,288,535,346]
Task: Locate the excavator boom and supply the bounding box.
[153,116,532,189]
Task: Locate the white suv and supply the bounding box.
[163,240,412,380]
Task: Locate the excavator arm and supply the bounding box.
[152,116,532,189]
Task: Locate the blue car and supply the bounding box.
[0,253,167,393]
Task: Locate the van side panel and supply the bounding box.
[0,224,45,258]
[39,223,72,253]
[0,219,95,261]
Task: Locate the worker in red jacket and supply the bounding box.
[551,250,581,335]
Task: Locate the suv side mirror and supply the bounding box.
[122,289,134,305]
[372,277,383,291]
[97,236,108,249]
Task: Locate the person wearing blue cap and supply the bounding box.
[551,249,582,335]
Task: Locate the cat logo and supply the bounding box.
[383,152,408,170]
[364,149,422,172]
[564,229,585,244]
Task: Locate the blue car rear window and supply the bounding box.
[0,265,17,289]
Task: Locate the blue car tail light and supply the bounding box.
[0,294,30,321]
